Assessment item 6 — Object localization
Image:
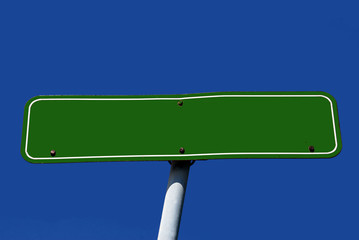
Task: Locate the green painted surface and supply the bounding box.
[21,92,342,163]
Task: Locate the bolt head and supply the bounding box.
[179,147,185,154]
[50,150,56,157]
[177,100,183,106]
[309,146,315,152]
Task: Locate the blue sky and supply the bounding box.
[1,1,358,239]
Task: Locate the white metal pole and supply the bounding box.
[158,161,191,240]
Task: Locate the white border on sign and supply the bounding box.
[25,95,338,160]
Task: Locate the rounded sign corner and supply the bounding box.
[20,148,36,164]
[25,95,43,107]
[317,91,338,104]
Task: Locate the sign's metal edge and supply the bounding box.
[22,93,341,162]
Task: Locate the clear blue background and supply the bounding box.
[0,1,358,239]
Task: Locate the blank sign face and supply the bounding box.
[21,92,342,163]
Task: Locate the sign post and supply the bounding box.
[21,92,342,239]
[158,161,191,240]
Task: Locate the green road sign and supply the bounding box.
[21,92,342,163]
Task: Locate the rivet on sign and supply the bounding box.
[179,147,185,154]
[177,100,183,106]
[50,150,56,157]
[309,146,315,152]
